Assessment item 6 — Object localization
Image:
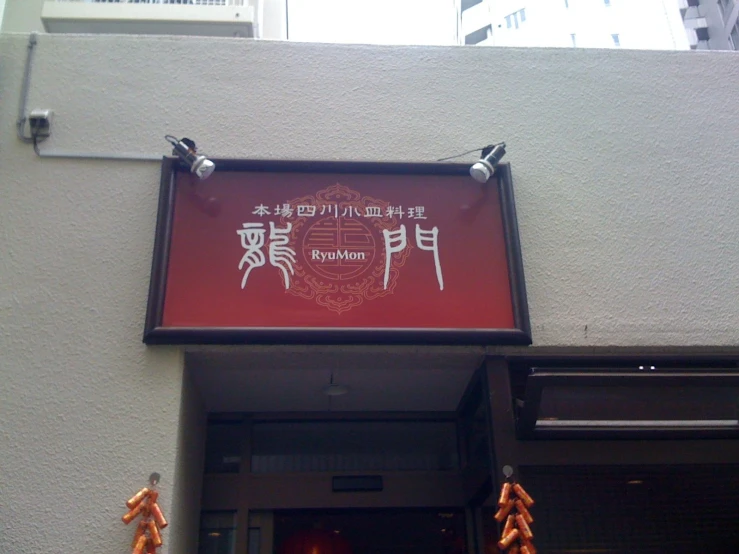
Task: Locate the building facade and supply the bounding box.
[0,0,287,39]
[461,0,691,49]
[680,0,739,50]
[1,4,739,554]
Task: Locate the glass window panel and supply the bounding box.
[247,528,261,554]
[537,385,739,424]
[461,0,483,10]
[251,421,458,473]
[199,511,236,554]
[273,509,468,554]
[464,24,492,45]
[518,465,739,552]
[204,422,242,474]
[465,402,492,471]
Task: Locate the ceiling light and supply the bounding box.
[165,135,215,180]
[470,142,506,183]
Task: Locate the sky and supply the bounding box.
[286,0,459,45]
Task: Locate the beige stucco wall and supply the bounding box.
[0,32,738,553]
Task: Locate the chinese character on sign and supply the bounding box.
[297,205,316,217]
[236,222,297,290]
[236,223,266,289]
[415,225,443,290]
[320,204,338,217]
[341,206,362,217]
[268,222,297,289]
[274,203,294,218]
[407,206,427,220]
[382,226,407,290]
[364,206,382,218]
[382,224,444,291]
[252,204,270,216]
[386,206,404,218]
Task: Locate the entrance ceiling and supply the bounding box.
[187,346,485,412]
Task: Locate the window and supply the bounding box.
[461,0,483,11]
[505,9,527,29]
[517,466,739,552]
[514,366,739,439]
[198,512,236,554]
[465,24,493,45]
[612,33,620,46]
[250,420,459,473]
[204,422,242,474]
[570,33,577,46]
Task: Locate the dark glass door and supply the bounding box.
[273,508,468,554]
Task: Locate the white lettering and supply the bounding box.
[310,249,367,262]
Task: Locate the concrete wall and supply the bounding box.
[1,32,738,553]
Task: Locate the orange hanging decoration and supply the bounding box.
[122,473,167,554]
[495,478,536,553]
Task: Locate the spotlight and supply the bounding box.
[469,142,506,183]
[165,135,215,180]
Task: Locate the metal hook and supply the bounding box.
[502,465,514,481]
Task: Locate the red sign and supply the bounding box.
[144,160,530,344]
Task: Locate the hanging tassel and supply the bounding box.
[123,477,168,553]
[122,501,145,525]
[126,488,150,510]
[131,520,147,549]
[132,534,148,554]
[495,478,537,552]
[151,502,168,529]
[149,519,163,547]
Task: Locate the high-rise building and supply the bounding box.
[679,0,739,50]
[461,0,691,50]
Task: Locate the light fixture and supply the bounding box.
[165,135,215,180]
[470,142,506,183]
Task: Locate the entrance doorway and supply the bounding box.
[197,383,500,554]
[192,350,499,554]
